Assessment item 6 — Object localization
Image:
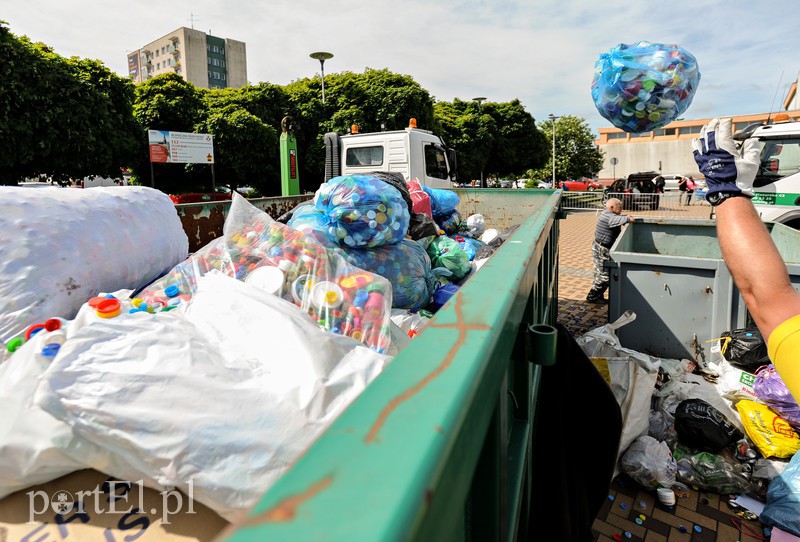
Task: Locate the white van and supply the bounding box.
[742,117,800,229]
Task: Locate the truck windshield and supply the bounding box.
[346,146,384,167]
[424,144,448,179]
[754,137,800,187]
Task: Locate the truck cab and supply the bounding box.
[739,116,800,229]
[323,120,457,189]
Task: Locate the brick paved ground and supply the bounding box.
[556,203,770,542]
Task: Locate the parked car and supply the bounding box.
[605,172,660,210]
[559,178,603,191]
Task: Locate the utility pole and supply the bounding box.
[548,114,561,186]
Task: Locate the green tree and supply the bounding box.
[434,98,546,184]
[530,115,604,183]
[132,73,208,192]
[0,22,142,184]
[193,106,279,196]
[284,68,436,193]
[434,99,495,183]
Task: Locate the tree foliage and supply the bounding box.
[1,20,600,195]
[435,98,547,183]
[193,105,279,195]
[529,115,604,183]
[0,22,142,185]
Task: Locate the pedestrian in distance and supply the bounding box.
[693,117,800,403]
[586,198,635,304]
[678,175,695,205]
[653,175,666,194]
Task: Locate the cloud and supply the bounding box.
[4,0,800,136]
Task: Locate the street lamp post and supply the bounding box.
[548,114,560,187]
[309,52,334,104]
[473,97,487,187]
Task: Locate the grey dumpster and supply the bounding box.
[607,219,800,360]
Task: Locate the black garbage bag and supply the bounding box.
[674,399,743,452]
[719,327,770,373]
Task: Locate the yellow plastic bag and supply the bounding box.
[735,400,800,458]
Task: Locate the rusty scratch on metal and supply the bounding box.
[365,292,489,443]
[235,476,333,527]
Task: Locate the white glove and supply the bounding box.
[691,117,761,197]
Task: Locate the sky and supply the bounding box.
[4,0,800,136]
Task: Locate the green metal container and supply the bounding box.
[188,189,562,541]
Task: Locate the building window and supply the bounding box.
[207,57,211,65]
[631,131,652,138]
[156,62,160,70]
[680,126,702,135]
[161,47,165,54]
[155,50,159,57]
[654,128,677,136]
[222,73,226,81]
[607,132,628,140]
[221,60,225,68]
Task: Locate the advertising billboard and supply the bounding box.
[148,130,215,164]
[127,51,141,83]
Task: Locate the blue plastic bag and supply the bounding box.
[591,41,700,133]
[760,449,800,536]
[334,240,436,311]
[315,175,410,248]
[421,186,460,217]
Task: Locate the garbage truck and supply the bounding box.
[0,185,620,541]
[322,119,458,189]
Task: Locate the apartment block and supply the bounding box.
[127,27,247,89]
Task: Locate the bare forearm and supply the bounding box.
[716,197,800,339]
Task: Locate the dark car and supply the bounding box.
[605,172,660,210]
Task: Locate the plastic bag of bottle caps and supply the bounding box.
[138,194,394,352]
[592,41,700,133]
[314,175,410,248]
[334,239,436,311]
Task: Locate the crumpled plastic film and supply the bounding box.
[0,186,188,345]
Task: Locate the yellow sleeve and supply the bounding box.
[768,314,800,404]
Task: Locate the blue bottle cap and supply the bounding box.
[164,285,180,298]
[41,343,61,357]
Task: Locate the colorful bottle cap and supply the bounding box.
[40,330,66,346]
[245,266,285,296]
[25,323,46,340]
[44,318,62,332]
[6,336,25,353]
[87,296,106,308]
[291,274,315,304]
[164,285,180,298]
[311,281,344,309]
[96,298,122,318]
[41,343,62,358]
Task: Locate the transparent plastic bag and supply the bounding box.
[139,194,394,352]
[315,175,410,247]
[591,41,700,133]
[754,365,800,432]
[620,435,677,489]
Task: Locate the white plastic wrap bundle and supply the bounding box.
[0,186,189,344]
